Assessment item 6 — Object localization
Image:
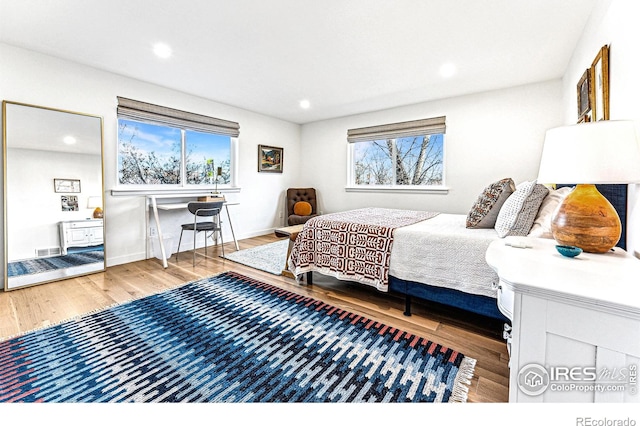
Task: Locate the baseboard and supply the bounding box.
[106,228,279,268]
[106,252,146,267]
[235,228,279,240]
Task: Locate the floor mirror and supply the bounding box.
[2,101,105,290]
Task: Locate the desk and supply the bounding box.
[149,196,239,268]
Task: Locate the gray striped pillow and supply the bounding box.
[495,181,548,237]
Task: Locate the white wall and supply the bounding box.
[0,43,302,269]
[6,2,636,274]
[561,0,640,257]
[6,148,102,260]
[299,80,564,215]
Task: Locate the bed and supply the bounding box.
[287,181,628,323]
[287,207,505,320]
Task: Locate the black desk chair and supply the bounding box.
[176,201,224,266]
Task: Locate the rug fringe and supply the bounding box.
[0,271,232,343]
[450,356,477,403]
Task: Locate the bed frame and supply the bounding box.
[389,275,506,320]
[389,184,628,322]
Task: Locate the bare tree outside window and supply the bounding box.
[185,129,231,185]
[118,119,232,186]
[118,120,181,185]
[354,139,393,185]
[353,134,444,186]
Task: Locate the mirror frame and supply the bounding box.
[2,100,106,291]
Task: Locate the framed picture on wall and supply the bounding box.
[54,178,81,193]
[576,68,592,122]
[258,145,283,173]
[591,45,610,121]
[61,195,79,212]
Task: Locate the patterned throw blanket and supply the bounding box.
[288,208,439,291]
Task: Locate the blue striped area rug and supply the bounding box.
[0,271,476,403]
[7,249,104,277]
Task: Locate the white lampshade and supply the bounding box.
[537,120,640,184]
[87,196,103,209]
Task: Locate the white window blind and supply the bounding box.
[117,97,240,137]
[347,116,446,142]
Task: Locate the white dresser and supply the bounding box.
[59,219,104,255]
[486,237,640,403]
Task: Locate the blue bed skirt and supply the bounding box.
[388,275,509,322]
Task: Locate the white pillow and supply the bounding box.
[494,180,537,238]
[528,186,574,238]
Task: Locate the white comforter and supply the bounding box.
[389,213,500,298]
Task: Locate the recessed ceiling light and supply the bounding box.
[299,100,311,109]
[439,63,457,78]
[153,43,172,59]
[63,136,77,145]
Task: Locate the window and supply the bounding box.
[116,97,239,188]
[347,116,446,191]
[118,120,182,184]
[185,130,231,185]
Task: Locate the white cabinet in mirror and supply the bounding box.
[2,101,105,290]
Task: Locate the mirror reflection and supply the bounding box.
[3,101,105,290]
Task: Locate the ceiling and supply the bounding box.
[0,0,598,124]
[5,102,103,154]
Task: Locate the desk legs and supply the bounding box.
[149,198,237,267]
[224,204,239,250]
[150,196,168,268]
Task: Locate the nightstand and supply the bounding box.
[486,236,640,403]
[59,219,104,255]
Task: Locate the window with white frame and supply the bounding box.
[347,116,446,190]
[116,97,239,188]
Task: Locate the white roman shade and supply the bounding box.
[117,97,240,137]
[347,116,446,143]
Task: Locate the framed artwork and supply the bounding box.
[576,68,592,123]
[61,195,79,212]
[591,45,610,121]
[258,145,283,173]
[54,178,81,193]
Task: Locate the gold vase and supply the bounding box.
[551,184,621,253]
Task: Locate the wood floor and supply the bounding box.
[0,233,510,403]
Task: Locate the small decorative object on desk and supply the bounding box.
[556,245,583,258]
[198,195,225,202]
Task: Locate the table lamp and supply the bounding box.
[537,120,640,253]
[87,196,104,219]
